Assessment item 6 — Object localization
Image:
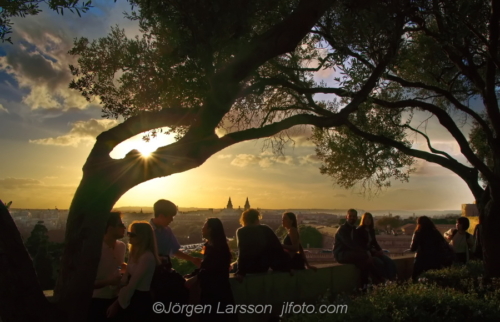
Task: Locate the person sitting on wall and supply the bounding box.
[410,216,453,281]
[232,208,290,278]
[333,209,376,287]
[281,212,316,270]
[444,217,473,264]
[357,212,397,281]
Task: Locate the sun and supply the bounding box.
[110,129,176,160]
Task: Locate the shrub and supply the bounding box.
[284,282,500,322]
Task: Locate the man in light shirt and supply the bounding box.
[88,212,126,322]
[150,199,201,266]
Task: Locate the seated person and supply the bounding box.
[233,208,290,277]
[357,212,397,281]
[444,217,473,264]
[333,209,375,287]
[411,216,451,281]
[281,212,316,270]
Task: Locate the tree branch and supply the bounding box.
[343,120,484,199]
[402,123,455,160]
[371,97,494,180]
[385,73,496,143]
[485,0,500,136]
[184,0,334,139]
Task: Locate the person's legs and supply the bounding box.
[338,250,370,286]
[88,298,115,322]
[378,254,397,280]
[455,252,467,264]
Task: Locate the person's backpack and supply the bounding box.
[151,257,189,322]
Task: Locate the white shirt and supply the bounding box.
[93,241,126,299]
[118,251,156,309]
[451,232,467,253]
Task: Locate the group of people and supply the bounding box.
[333,209,397,287]
[89,200,316,322]
[333,209,480,286]
[411,215,478,280]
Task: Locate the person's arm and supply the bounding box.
[234,228,250,276]
[94,276,121,289]
[173,250,202,267]
[443,229,454,241]
[410,232,420,252]
[117,253,156,309]
[370,229,383,252]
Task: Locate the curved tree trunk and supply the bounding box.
[52,167,128,322]
[481,185,500,278]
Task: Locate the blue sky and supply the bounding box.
[0,2,477,210]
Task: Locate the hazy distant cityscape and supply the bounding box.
[8,196,463,247]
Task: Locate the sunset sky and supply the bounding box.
[0,1,477,211]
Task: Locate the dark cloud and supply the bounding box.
[0,177,42,189]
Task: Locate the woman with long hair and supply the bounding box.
[281,212,315,270]
[185,218,236,322]
[107,221,160,321]
[410,216,450,281]
[357,212,397,281]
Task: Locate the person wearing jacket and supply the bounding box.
[333,209,375,287]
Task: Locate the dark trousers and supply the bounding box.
[336,250,371,285]
[455,252,467,264]
[88,298,116,322]
[120,291,152,322]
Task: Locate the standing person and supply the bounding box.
[357,212,397,280]
[150,199,202,266]
[444,217,474,264]
[107,221,160,321]
[333,209,375,287]
[88,212,126,322]
[281,212,316,270]
[410,216,451,281]
[185,218,237,322]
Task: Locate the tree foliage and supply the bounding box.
[0,0,92,43]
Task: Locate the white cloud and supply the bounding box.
[0,103,9,113]
[217,154,233,159]
[299,154,321,165]
[231,154,262,167]
[231,153,296,168]
[29,118,119,146]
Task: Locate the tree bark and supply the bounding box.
[481,196,500,278]
[0,203,61,322]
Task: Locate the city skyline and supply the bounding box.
[0,1,477,211]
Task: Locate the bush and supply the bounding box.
[419,261,500,297]
[284,282,500,322]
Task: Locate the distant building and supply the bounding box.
[462,203,479,217]
[244,197,251,211]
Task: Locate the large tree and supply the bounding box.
[7,0,500,321]
[50,0,406,320]
[310,0,500,277]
